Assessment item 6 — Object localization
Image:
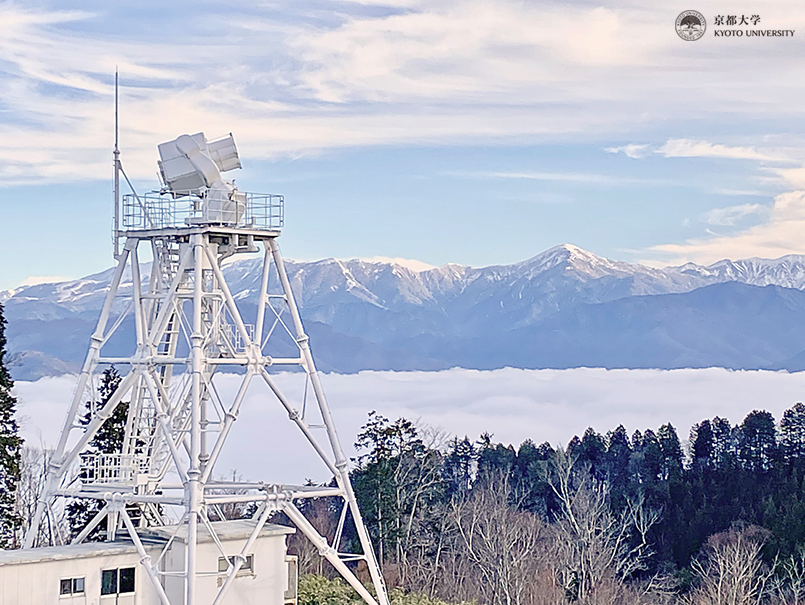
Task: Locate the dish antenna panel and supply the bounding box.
[158,132,241,195]
[24,119,389,605]
[157,132,247,225]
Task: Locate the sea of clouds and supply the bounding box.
[13,368,805,484]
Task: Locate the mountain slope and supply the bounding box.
[480,283,805,370]
[8,244,805,378]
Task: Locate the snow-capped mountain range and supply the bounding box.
[8,244,805,380]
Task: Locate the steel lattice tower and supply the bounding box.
[24,128,390,605]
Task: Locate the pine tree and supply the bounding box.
[0,302,23,549]
[780,403,805,462]
[443,436,476,500]
[738,410,777,472]
[604,425,632,511]
[66,366,128,540]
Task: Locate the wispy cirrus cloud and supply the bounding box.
[658,139,785,162]
[645,191,805,266]
[771,167,805,189]
[606,138,794,163]
[5,1,805,184]
[446,170,665,186]
[703,203,768,227]
[604,144,651,159]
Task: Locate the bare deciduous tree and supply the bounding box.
[450,474,555,605]
[13,445,64,548]
[773,548,805,605]
[684,525,774,605]
[549,448,660,602]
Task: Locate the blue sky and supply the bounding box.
[2,0,805,290]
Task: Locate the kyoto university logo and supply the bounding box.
[676,10,706,40]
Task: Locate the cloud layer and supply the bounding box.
[14,367,805,483]
[4,1,805,184]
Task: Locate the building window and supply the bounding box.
[60,577,85,596]
[120,567,135,593]
[101,570,116,596]
[218,554,254,574]
[101,567,136,596]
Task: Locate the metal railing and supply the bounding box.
[122,190,284,231]
[80,453,150,486]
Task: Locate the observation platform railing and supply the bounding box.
[80,453,150,487]
[122,190,284,231]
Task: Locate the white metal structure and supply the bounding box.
[23,118,389,605]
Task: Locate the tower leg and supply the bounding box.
[186,234,205,605]
[268,239,390,605]
[24,243,133,548]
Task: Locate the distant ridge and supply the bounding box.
[8,244,805,380]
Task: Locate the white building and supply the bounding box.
[0,520,297,605]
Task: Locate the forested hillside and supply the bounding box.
[297,405,805,604]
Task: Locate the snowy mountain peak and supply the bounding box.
[14,245,805,323]
[669,255,805,290]
[526,243,611,266]
[515,243,640,280]
[14,244,805,379]
[358,256,436,273]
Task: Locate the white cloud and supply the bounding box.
[703,203,768,227]
[711,188,766,197]
[645,190,805,265]
[772,166,805,189]
[4,2,805,184]
[605,144,650,159]
[658,139,784,162]
[17,275,72,287]
[452,170,659,186]
[14,368,805,483]
[606,138,798,166]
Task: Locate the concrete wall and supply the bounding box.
[0,523,293,605]
[0,544,159,605]
[159,526,292,605]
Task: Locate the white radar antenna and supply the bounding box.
[24,75,390,605]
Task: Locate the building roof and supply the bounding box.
[140,519,295,544]
[0,541,139,566]
[0,520,294,566]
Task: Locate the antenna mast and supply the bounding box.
[113,69,121,259]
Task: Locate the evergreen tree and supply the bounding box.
[476,433,516,485]
[66,366,128,540]
[511,439,555,516]
[629,429,662,497]
[442,436,476,501]
[569,427,607,481]
[84,367,128,455]
[604,424,632,510]
[780,403,805,462]
[710,416,737,470]
[351,411,442,564]
[657,423,683,480]
[0,303,22,549]
[690,419,714,467]
[738,410,777,472]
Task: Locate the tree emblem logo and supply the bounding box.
[676,10,706,40]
